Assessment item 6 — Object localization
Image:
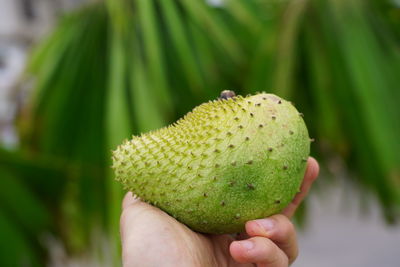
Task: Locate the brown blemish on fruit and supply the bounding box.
[247,184,255,190]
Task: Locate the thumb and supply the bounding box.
[122,192,142,209]
[120,192,163,243]
[121,192,176,263]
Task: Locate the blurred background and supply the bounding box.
[0,0,399,266]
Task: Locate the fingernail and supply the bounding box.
[239,240,254,251]
[256,218,275,232]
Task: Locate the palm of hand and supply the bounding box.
[121,199,249,266]
[121,158,319,267]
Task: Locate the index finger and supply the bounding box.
[282,157,319,218]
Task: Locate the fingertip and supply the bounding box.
[307,157,319,181]
[122,192,139,210]
[230,237,288,266]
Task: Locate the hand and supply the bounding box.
[120,157,319,267]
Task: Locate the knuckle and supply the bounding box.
[274,214,287,221]
[284,220,295,235]
[274,215,295,237]
[259,239,288,266]
[259,238,277,255]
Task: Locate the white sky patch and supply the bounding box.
[206,0,225,7]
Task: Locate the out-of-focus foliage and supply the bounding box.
[0,0,399,265]
[0,148,67,266]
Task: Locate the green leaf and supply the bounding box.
[0,169,50,236]
[0,208,41,267]
[181,0,243,64]
[136,0,174,115]
[273,0,309,98]
[159,0,204,95]
[130,35,165,133]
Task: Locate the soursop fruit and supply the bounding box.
[112,92,310,234]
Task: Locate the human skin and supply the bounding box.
[120,157,319,267]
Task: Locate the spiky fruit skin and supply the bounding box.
[112,93,310,234]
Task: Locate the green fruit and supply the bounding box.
[112,92,310,234]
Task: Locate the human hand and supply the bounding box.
[120,157,319,267]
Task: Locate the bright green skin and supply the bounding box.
[113,93,310,234]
